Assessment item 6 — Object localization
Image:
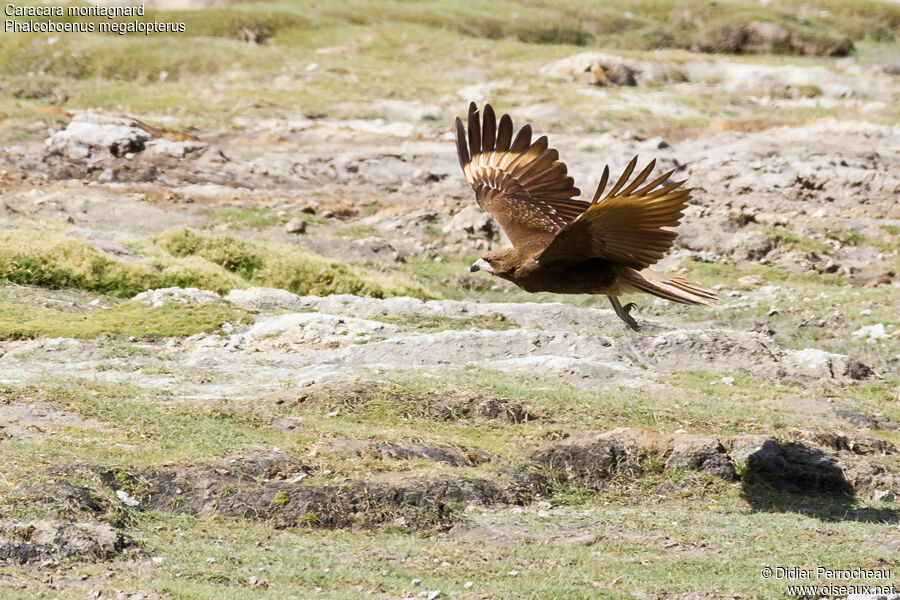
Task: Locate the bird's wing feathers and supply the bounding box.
[537,156,692,269]
[455,103,586,247]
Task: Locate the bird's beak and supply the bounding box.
[470,258,493,273]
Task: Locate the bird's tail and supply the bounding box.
[621,268,718,306]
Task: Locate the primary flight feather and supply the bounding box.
[455,102,716,330]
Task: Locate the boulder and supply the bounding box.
[46,111,205,160]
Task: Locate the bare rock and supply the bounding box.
[693,21,853,57]
[542,52,676,87]
[791,430,897,456]
[532,428,736,488]
[317,439,493,466]
[46,112,152,159]
[781,348,873,383]
[96,453,543,530]
[532,435,625,489]
[222,450,311,481]
[133,287,223,308]
[225,287,308,311]
[443,204,506,248]
[843,461,900,499]
[240,312,404,351]
[0,519,136,566]
[45,111,205,161]
[300,237,405,265]
[145,137,205,159]
[9,482,109,519]
[284,218,307,234]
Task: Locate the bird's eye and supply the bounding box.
[485,257,492,263]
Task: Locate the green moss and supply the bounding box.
[153,228,265,281]
[202,207,281,230]
[0,298,252,341]
[0,227,433,300]
[766,227,829,254]
[0,229,243,296]
[149,227,432,299]
[273,491,291,506]
[825,230,864,246]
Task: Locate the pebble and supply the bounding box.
[873,489,895,502]
[284,218,307,234]
[116,490,140,507]
[852,323,888,342]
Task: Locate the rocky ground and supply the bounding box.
[1,3,899,598]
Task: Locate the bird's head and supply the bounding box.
[470,249,516,277]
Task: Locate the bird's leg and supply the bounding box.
[608,296,640,331]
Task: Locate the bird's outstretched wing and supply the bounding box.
[455,103,587,248]
[537,156,691,269]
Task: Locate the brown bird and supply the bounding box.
[454,102,716,330]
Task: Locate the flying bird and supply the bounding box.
[454,102,716,330]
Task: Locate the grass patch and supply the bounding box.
[203,206,328,230]
[335,224,377,240]
[299,366,819,460]
[8,497,896,600]
[147,227,433,298]
[0,298,251,341]
[202,207,281,230]
[1,0,896,137]
[0,227,433,299]
[765,227,830,254]
[0,380,301,470]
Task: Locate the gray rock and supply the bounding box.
[133,287,223,308]
[225,287,307,311]
[46,112,152,159]
[284,218,307,234]
[45,111,204,161]
[532,428,736,488]
[0,519,135,566]
[317,439,492,467]
[542,52,676,87]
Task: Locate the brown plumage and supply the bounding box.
[455,102,717,330]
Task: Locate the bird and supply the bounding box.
[454,102,716,331]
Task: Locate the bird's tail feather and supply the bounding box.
[622,268,718,306]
